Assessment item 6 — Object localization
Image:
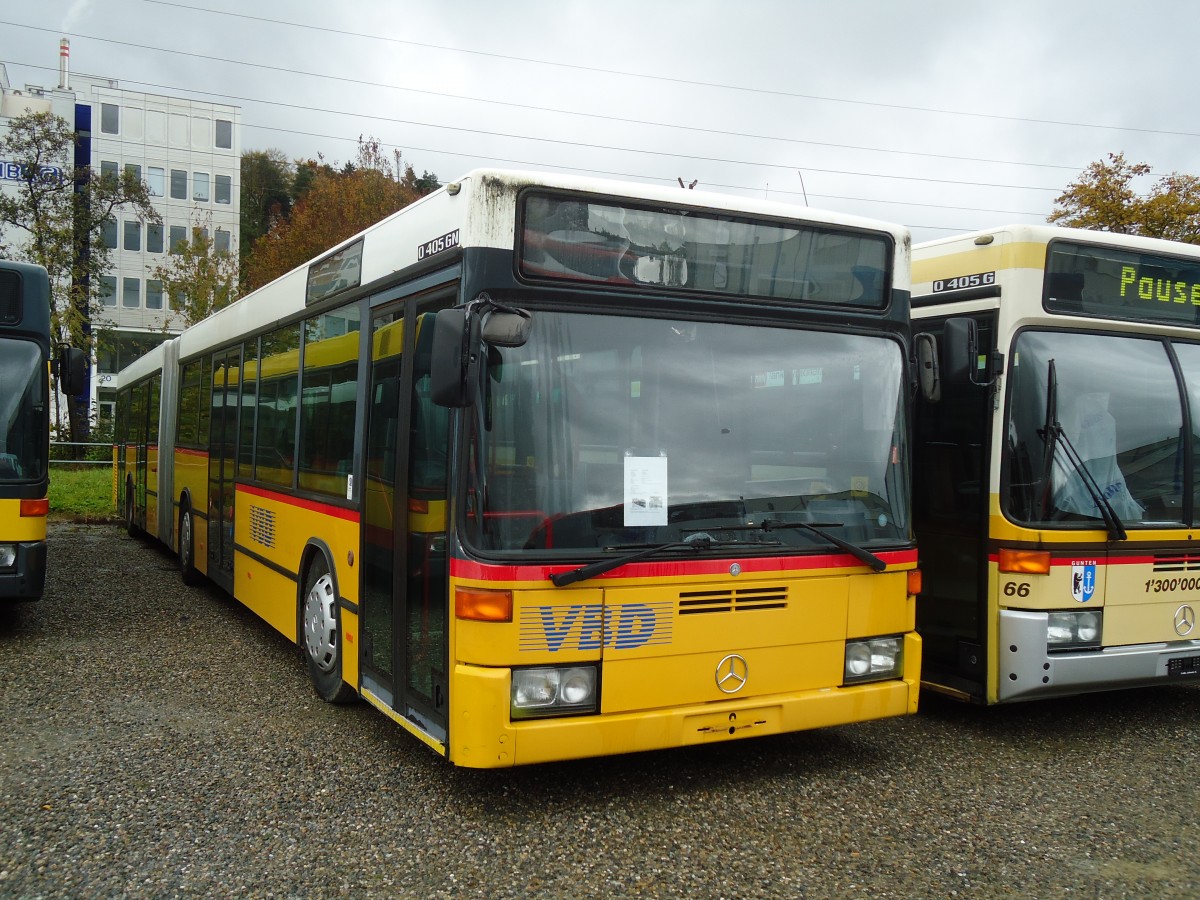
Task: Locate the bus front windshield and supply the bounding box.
[0,337,47,483]
[1005,330,1190,527]
[462,311,908,556]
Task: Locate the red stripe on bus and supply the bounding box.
[236,482,360,522]
[451,548,917,582]
[176,447,209,458]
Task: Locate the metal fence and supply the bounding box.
[49,442,113,467]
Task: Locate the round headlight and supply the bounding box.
[846,642,871,676]
[1076,612,1101,643]
[559,668,594,705]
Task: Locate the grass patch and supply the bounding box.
[48,465,117,522]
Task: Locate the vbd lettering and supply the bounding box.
[533,603,666,651]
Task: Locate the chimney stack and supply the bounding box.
[58,38,70,90]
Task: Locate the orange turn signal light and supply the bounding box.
[998,548,1051,575]
[455,587,513,622]
[907,568,923,596]
[20,497,49,517]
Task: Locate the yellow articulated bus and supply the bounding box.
[912,224,1200,703]
[116,169,922,767]
[0,260,82,601]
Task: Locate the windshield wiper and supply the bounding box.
[550,534,754,588]
[758,518,887,572]
[1038,359,1127,542]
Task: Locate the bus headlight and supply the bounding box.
[511,665,598,718]
[0,543,16,569]
[843,637,903,684]
[1047,610,1102,648]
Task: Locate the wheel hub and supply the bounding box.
[303,573,338,673]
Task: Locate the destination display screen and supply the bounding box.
[1044,240,1200,327]
[519,192,892,308]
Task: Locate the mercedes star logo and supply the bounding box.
[715,653,749,694]
[1175,604,1196,637]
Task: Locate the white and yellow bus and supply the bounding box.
[117,169,922,767]
[912,224,1200,703]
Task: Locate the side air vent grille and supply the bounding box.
[1153,553,1200,573]
[678,586,787,615]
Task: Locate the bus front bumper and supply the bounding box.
[998,609,1200,702]
[450,633,921,768]
[0,540,47,600]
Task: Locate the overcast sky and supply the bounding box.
[3,0,1197,243]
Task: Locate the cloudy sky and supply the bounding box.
[3,0,1197,242]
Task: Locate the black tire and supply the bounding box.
[179,506,201,586]
[300,554,356,703]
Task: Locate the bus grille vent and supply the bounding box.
[1153,553,1200,572]
[249,505,276,549]
[678,586,788,615]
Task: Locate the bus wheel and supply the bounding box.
[125,478,140,537]
[179,507,201,586]
[300,556,356,704]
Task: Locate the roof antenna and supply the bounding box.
[797,170,809,206]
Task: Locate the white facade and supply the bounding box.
[0,45,241,420]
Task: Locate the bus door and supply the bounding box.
[132,381,148,530]
[207,347,241,592]
[361,296,451,743]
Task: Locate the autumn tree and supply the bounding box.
[0,110,159,440]
[1049,152,1200,244]
[151,211,239,328]
[243,138,438,291]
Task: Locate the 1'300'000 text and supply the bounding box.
[1145,577,1200,592]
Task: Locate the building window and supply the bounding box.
[215,174,232,205]
[146,280,163,310]
[147,223,164,253]
[100,160,118,180]
[125,163,142,182]
[100,103,119,134]
[123,220,141,252]
[122,277,140,308]
[214,229,231,253]
[147,167,164,197]
[169,225,187,254]
[215,118,233,149]
[193,172,210,202]
[101,218,118,250]
[170,169,187,200]
[99,275,117,307]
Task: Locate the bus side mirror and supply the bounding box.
[914,332,940,402]
[943,317,978,386]
[481,309,531,348]
[57,347,87,397]
[430,307,480,408]
[944,317,1000,388]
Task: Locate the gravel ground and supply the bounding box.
[1,523,1198,899]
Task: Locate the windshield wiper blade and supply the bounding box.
[551,535,741,588]
[1038,358,1127,542]
[759,518,887,572]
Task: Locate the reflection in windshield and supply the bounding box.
[463,312,908,555]
[0,338,47,483]
[1005,331,1186,527]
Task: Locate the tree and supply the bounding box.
[151,211,239,328]
[243,137,437,291]
[240,149,293,262]
[0,110,159,440]
[1049,152,1200,244]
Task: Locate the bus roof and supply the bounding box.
[915,223,1200,260]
